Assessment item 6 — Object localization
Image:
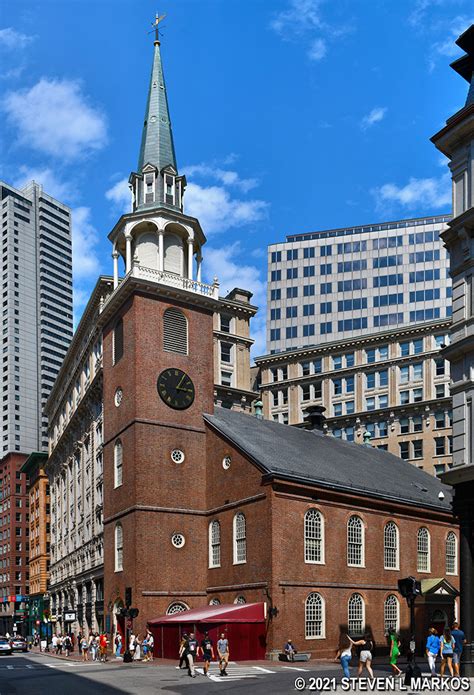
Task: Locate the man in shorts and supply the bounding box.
[451,622,467,677]
[217,633,229,677]
[199,631,215,677]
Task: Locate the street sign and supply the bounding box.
[126,619,132,629]
[64,611,76,622]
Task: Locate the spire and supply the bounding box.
[450,24,474,107]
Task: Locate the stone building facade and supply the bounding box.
[255,318,452,476]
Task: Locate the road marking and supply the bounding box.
[44,662,75,668]
[281,665,310,671]
[6,666,13,670]
[26,665,35,669]
[252,666,276,673]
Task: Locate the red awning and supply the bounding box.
[148,602,266,625]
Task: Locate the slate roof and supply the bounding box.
[203,408,453,512]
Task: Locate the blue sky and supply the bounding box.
[1,0,473,355]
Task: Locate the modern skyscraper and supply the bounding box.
[0,181,73,454]
[267,215,451,354]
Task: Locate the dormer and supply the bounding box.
[162,165,186,211]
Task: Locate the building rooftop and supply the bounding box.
[204,408,452,512]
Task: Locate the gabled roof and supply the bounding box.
[203,408,453,512]
[421,578,459,596]
[137,41,177,175]
[148,603,265,625]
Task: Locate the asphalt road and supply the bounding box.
[0,651,451,695]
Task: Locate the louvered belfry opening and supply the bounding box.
[163,308,188,355]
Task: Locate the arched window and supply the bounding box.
[233,512,246,564]
[384,594,399,633]
[114,440,123,488]
[446,532,457,575]
[166,602,189,615]
[209,520,221,568]
[115,523,123,572]
[234,595,246,604]
[384,522,399,570]
[347,515,364,567]
[305,593,325,639]
[164,233,183,275]
[304,509,324,564]
[348,593,365,636]
[417,527,430,572]
[163,308,188,355]
[113,318,124,365]
[209,598,220,605]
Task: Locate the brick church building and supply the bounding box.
[48,22,459,658]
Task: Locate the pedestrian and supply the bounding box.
[114,633,122,659]
[142,634,148,662]
[57,634,63,655]
[451,622,467,677]
[335,633,353,679]
[356,632,374,678]
[77,631,83,653]
[217,632,229,677]
[199,631,215,677]
[81,634,89,661]
[129,632,136,659]
[426,627,440,676]
[440,627,456,677]
[146,630,154,662]
[51,633,58,654]
[99,633,108,662]
[178,633,188,670]
[133,634,141,661]
[388,628,402,677]
[283,639,297,661]
[89,633,98,661]
[184,632,199,677]
[64,634,72,657]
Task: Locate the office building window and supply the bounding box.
[303,285,315,296]
[303,266,315,277]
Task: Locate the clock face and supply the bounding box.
[157,369,195,410]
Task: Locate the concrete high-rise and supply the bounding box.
[267,215,451,354]
[0,181,73,454]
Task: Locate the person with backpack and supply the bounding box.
[114,632,122,658]
[198,631,215,677]
[63,634,72,657]
[451,622,467,677]
[145,630,154,662]
[440,627,456,677]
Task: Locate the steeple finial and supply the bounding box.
[150,12,166,46]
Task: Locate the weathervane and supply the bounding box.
[150,12,166,45]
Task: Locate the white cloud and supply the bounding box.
[270,0,324,36]
[184,182,268,235]
[3,78,107,159]
[105,178,131,214]
[429,16,474,70]
[13,166,76,202]
[307,37,327,61]
[0,27,34,50]
[372,172,451,211]
[182,164,258,193]
[361,106,387,130]
[71,206,102,281]
[203,244,266,357]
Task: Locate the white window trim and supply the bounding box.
[208,520,221,569]
[446,532,458,576]
[383,522,399,571]
[384,594,400,633]
[304,592,326,640]
[304,509,325,565]
[417,527,431,573]
[114,523,123,573]
[347,515,365,568]
[348,593,365,636]
[114,439,123,489]
[233,512,247,565]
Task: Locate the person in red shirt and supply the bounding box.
[99,633,108,662]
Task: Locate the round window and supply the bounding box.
[171,533,185,549]
[222,456,232,470]
[114,388,123,407]
[171,449,185,464]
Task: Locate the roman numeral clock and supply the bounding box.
[157,368,195,410]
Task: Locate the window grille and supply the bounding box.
[114,440,123,488]
[113,319,123,364]
[163,308,188,355]
[166,602,188,615]
[115,523,123,571]
[347,516,364,566]
[384,522,398,569]
[417,527,430,572]
[234,595,246,604]
[233,512,246,563]
[446,532,456,574]
[209,521,221,567]
[305,593,324,638]
[304,509,323,563]
[384,595,399,633]
[348,593,364,635]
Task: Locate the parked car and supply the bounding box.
[0,637,12,655]
[10,636,28,653]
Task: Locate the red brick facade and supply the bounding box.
[103,287,459,658]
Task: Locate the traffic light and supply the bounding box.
[129,608,139,619]
[125,587,132,608]
[398,576,422,598]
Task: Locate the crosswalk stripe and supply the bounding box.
[281,665,309,671]
[26,665,34,669]
[252,666,276,673]
[6,666,13,670]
